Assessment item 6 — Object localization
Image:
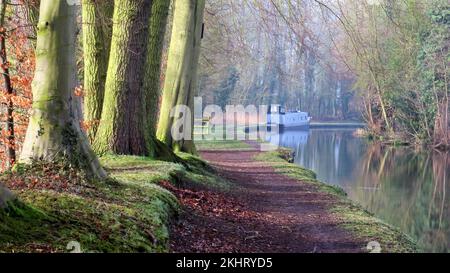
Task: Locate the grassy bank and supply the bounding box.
[195,140,253,151]
[0,154,229,253]
[0,139,417,253]
[255,149,417,253]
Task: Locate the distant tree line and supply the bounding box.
[199,0,449,147]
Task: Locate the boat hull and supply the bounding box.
[280,123,310,130]
[267,111,311,130]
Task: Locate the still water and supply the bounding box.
[268,128,450,253]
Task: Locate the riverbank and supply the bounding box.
[310,121,366,129]
[170,141,417,253]
[0,141,416,253]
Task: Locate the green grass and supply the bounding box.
[176,152,232,190]
[195,140,253,151]
[255,149,417,253]
[0,154,230,253]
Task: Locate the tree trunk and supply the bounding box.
[0,0,16,168]
[157,0,205,154]
[93,0,155,156]
[1,1,25,208]
[19,0,106,180]
[82,0,113,141]
[143,0,181,160]
[144,0,170,135]
[20,0,40,40]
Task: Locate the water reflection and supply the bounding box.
[269,129,450,253]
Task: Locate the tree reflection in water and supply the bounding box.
[271,129,450,252]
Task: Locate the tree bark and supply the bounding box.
[82,0,113,141]
[19,0,106,180]
[20,0,40,40]
[0,1,16,210]
[93,0,155,156]
[143,0,181,160]
[157,0,205,154]
[144,0,170,135]
[0,0,16,168]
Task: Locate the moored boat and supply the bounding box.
[267,105,311,129]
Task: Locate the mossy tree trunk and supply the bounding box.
[82,0,113,141]
[144,0,170,135]
[143,0,180,160]
[93,0,155,156]
[157,0,205,154]
[19,0,106,180]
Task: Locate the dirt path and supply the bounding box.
[169,146,365,253]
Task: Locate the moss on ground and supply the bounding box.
[176,152,232,190]
[255,149,417,253]
[0,154,229,253]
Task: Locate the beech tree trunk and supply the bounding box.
[0,0,16,168]
[82,0,113,141]
[19,0,106,179]
[144,0,170,135]
[21,0,40,40]
[157,0,205,153]
[93,0,155,156]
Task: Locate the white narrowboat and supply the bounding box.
[267,105,311,129]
